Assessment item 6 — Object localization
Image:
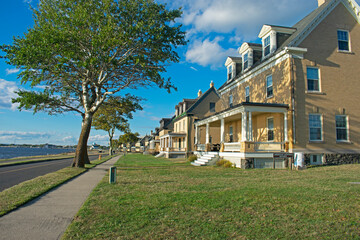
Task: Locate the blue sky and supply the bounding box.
[1,0,356,146]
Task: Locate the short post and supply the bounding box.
[109,167,117,184]
[99,155,102,160]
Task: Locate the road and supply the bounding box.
[0,155,99,192]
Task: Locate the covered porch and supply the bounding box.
[159,132,187,158]
[194,103,290,167]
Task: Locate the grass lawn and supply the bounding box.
[63,154,360,239]
[0,155,114,216]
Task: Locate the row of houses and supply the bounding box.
[147,0,360,168]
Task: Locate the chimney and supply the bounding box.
[318,0,326,6]
[198,89,202,97]
[210,80,214,88]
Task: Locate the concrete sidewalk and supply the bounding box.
[0,155,121,240]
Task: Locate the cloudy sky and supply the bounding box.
[0,0,358,145]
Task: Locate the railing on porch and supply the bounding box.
[254,142,285,152]
[161,147,186,152]
[196,144,206,151]
[223,142,241,152]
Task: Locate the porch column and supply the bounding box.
[195,125,198,144]
[169,136,172,149]
[248,112,253,141]
[241,112,248,141]
[284,112,288,142]
[206,123,210,144]
[220,118,225,143]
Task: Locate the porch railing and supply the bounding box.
[224,142,241,152]
[254,142,285,152]
[160,147,186,152]
[197,144,206,151]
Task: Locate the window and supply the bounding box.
[229,95,233,108]
[229,126,233,142]
[227,65,233,80]
[210,102,216,112]
[267,117,274,141]
[336,115,348,141]
[310,154,323,165]
[264,35,271,56]
[337,30,349,51]
[179,122,182,132]
[266,75,273,98]
[245,86,250,102]
[307,67,320,92]
[178,138,181,149]
[309,114,322,141]
[243,53,248,70]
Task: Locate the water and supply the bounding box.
[0,146,75,159]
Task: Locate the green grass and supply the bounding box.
[0,155,115,216]
[63,154,360,239]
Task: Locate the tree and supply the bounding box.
[1,0,186,167]
[92,95,142,156]
[118,132,140,150]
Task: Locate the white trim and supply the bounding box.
[306,66,321,92]
[337,29,351,52]
[267,117,275,142]
[219,48,307,95]
[335,114,350,142]
[309,113,323,142]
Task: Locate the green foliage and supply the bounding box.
[216,159,233,168]
[188,155,197,162]
[118,132,140,146]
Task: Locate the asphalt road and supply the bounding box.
[0,155,99,192]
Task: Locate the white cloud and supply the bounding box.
[88,134,108,143]
[185,37,238,69]
[0,131,52,141]
[62,136,77,144]
[5,68,20,75]
[0,79,19,110]
[190,66,198,71]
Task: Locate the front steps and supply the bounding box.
[155,152,165,158]
[191,152,219,166]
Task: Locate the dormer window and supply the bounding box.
[264,35,270,56]
[227,64,233,80]
[243,53,248,70]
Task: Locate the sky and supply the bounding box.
[0,0,357,146]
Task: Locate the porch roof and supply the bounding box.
[160,132,187,139]
[194,102,289,127]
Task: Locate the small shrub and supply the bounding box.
[216,159,233,168]
[188,155,197,162]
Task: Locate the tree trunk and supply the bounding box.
[109,136,113,156]
[72,114,93,167]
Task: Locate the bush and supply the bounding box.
[188,155,197,162]
[216,159,233,168]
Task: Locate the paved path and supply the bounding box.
[0,155,121,240]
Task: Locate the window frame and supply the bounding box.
[210,102,216,112]
[335,115,349,142]
[306,67,321,92]
[337,29,350,52]
[310,154,323,165]
[229,95,233,108]
[229,126,234,143]
[243,52,249,70]
[266,75,273,98]
[245,86,250,102]
[263,35,271,57]
[309,114,323,142]
[267,117,274,142]
[227,64,233,81]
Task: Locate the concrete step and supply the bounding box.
[191,162,201,166]
[194,160,207,165]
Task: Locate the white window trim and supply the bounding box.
[245,86,250,102]
[227,64,233,81]
[310,154,323,165]
[335,115,350,142]
[306,66,321,93]
[243,52,249,71]
[309,113,323,142]
[266,74,273,98]
[267,117,274,142]
[263,34,271,58]
[337,29,351,53]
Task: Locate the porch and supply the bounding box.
[159,132,187,158]
[194,102,290,167]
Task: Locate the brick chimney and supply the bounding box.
[318,0,326,6]
[198,89,202,97]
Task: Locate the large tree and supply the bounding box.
[1,0,186,167]
[92,95,142,156]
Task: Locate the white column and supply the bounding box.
[248,112,253,141]
[195,125,198,144]
[206,123,210,144]
[241,112,248,142]
[220,118,225,143]
[284,112,288,142]
[169,136,172,149]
